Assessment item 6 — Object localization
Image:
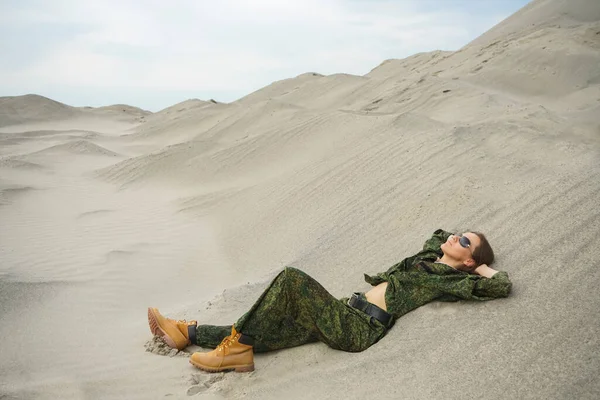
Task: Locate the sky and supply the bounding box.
[0,0,530,111]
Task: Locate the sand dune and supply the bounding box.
[0,156,44,170]
[468,0,600,47]
[0,94,150,131]
[0,140,121,173]
[0,94,77,127]
[82,103,150,118]
[1,0,599,399]
[0,184,38,205]
[127,101,228,147]
[236,72,325,105]
[155,98,213,115]
[28,140,121,157]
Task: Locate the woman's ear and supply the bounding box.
[464,258,477,270]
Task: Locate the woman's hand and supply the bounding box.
[474,264,498,278]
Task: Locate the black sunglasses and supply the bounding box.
[458,235,471,249]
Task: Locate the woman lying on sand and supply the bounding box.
[148,229,512,373]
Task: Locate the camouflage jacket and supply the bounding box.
[364,229,513,320]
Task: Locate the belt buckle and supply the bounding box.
[348,292,360,307]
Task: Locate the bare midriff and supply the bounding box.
[365,282,388,311]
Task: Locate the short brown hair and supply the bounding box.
[471,231,494,267]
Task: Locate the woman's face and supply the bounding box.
[441,232,480,263]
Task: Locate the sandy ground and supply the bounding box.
[1,0,599,399]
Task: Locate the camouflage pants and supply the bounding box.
[195,267,388,353]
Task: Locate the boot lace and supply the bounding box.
[216,334,238,353]
[175,319,197,325]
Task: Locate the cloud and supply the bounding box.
[0,0,524,110]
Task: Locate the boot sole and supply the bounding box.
[189,358,254,373]
[147,307,179,349]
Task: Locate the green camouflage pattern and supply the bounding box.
[195,267,387,353]
[196,229,512,353]
[364,229,513,319]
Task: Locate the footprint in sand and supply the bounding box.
[187,373,227,396]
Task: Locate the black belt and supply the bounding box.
[348,292,393,328]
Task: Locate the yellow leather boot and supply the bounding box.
[147,307,197,350]
[189,326,254,372]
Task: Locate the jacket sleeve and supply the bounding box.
[363,257,412,286]
[422,229,453,255]
[442,271,512,301]
[471,271,512,299]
